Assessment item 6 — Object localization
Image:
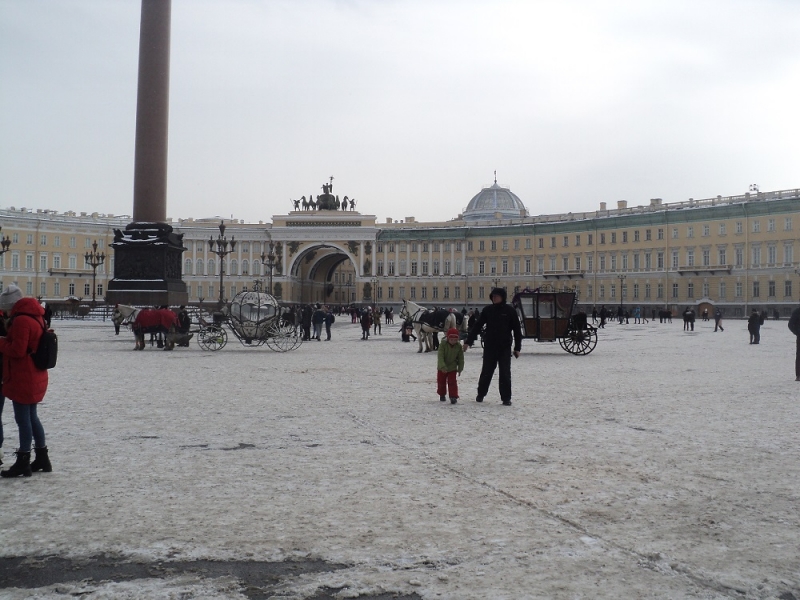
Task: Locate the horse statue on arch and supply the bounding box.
[399,299,467,353]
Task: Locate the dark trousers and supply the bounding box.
[796,337,800,377]
[477,345,512,401]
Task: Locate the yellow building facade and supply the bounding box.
[1,185,798,318]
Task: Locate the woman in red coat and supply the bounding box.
[0,286,51,478]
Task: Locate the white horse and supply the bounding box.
[399,299,466,353]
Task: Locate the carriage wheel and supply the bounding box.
[558,326,598,355]
[263,322,292,352]
[198,326,228,351]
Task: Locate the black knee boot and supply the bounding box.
[1,451,32,478]
[30,446,52,473]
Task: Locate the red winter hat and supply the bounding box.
[447,327,460,338]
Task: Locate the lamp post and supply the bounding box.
[260,239,277,296]
[370,277,378,303]
[209,221,236,308]
[0,226,11,257]
[617,274,626,311]
[84,240,106,306]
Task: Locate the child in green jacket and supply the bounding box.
[437,327,464,404]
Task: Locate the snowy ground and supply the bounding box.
[1,315,798,599]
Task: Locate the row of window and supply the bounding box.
[376,218,794,255]
[369,279,794,302]
[374,244,795,277]
[9,233,98,248]
[0,253,111,272]
[0,280,104,299]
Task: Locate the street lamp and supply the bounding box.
[0,226,11,257]
[84,240,106,306]
[209,221,236,308]
[260,239,277,296]
[617,274,626,312]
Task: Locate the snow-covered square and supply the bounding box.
[1,316,798,599]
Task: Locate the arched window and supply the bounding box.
[230,259,238,276]
[184,258,193,275]
[196,259,204,276]
[253,261,261,276]
[241,260,249,276]
[207,259,215,275]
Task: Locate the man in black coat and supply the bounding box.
[788,305,800,381]
[464,287,522,406]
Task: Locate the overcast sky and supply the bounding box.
[1,0,799,224]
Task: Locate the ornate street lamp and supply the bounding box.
[260,239,278,296]
[617,274,626,312]
[209,221,236,308]
[84,240,106,306]
[0,226,11,257]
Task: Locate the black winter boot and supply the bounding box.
[30,446,52,473]
[1,451,32,478]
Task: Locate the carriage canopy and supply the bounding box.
[227,291,281,341]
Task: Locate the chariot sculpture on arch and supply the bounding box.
[290,177,358,211]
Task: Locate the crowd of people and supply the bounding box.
[3,282,800,479]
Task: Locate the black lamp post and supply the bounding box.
[0,226,11,257]
[209,221,236,308]
[84,240,106,306]
[260,239,278,296]
[617,274,626,311]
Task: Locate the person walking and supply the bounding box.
[0,311,7,467]
[437,327,464,404]
[714,308,724,332]
[788,304,800,381]
[112,304,123,335]
[599,305,607,328]
[463,287,522,406]
[748,309,761,344]
[0,285,51,478]
[591,306,598,324]
[311,304,325,341]
[360,307,372,340]
[373,308,382,335]
[323,305,335,341]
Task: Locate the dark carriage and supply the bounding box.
[511,285,597,355]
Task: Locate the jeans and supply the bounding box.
[312,323,321,339]
[477,345,512,401]
[12,402,46,452]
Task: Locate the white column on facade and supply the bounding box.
[371,241,376,276]
[359,241,365,275]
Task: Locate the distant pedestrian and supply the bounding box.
[360,308,372,340]
[633,306,641,324]
[311,304,325,341]
[683,307,695,331]
[702,308,709,321]
[599,305,607,328]
[323,306,335,341]
[713,308,724,332]
[788,305,800,381]
[748,309,761,344]
[373,308,382,335]
[112,304,123,335]
[464,287,522,406]
[437,327,464,404]
[591,307,598,324]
